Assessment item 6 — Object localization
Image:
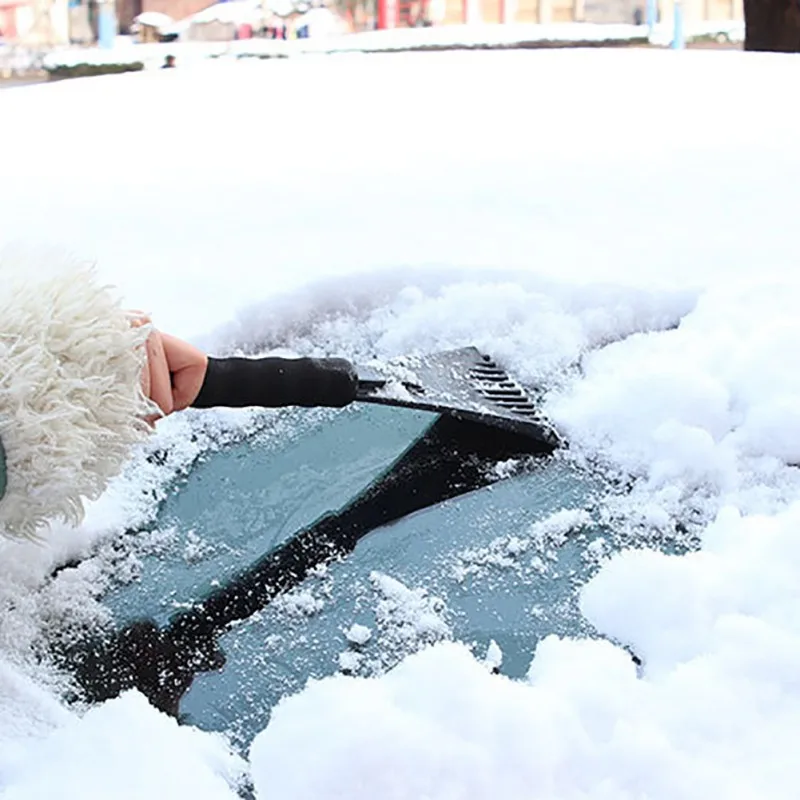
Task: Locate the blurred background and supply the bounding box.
[0,0,744,84]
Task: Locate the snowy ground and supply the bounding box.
[2,47,800,798]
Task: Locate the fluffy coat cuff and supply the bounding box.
[0,264,154,538]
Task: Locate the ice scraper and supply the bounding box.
[70,349,561,717]
[190,346,560,447]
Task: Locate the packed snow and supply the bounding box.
[345,623,372,646]
[1,46,800,799]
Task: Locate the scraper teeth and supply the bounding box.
[481,387,526,397]
[475,374,511,384]
[356,347,557,443]
[481,367,507,377]
[475,382,540,417]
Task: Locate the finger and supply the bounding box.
[159,332,207,372]
[129,310,151,327]
[160,332,208,411]
[140,353,151,399]
[130,311,153,399]
[145,330,174,416]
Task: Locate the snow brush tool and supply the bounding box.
[191,346,561,448]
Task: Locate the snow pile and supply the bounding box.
[133,11,175,30]
[41,49,148,69]
[370,572,452,656]
[252,499,800,800]
[3,690,247,799]
[0,659,72,783]
[209,275,695,390]
[345,623,372,646]
[272,587,326,617]
[550,278,800,520]
[582,503,800,674]
[453,507,594,581]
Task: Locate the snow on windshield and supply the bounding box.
[2,48,800,800]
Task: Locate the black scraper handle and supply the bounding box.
[191,356,359,410]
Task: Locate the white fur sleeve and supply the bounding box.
[0,265,155,538]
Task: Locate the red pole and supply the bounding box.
[377,0,397,27]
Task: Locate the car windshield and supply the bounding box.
[99,402,614,750]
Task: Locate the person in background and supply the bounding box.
[162,54,176,68]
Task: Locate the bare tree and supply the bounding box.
[745,0,800,51]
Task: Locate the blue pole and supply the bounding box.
[98,3,117,48]
[671,0,684,49]
[646,0,657,31]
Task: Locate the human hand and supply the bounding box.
[133,316,208,422]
